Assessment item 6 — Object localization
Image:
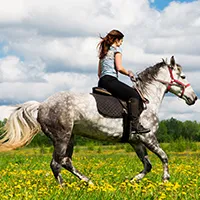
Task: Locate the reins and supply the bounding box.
[131,77,149,105]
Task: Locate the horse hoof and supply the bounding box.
[162,174,170,183]
[88,180,94,186]
[163,179,169,183]
[60,183,66,188]
[130,178,140,184]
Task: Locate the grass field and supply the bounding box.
[0,145,199,200]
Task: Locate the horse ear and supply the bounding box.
[170,56,175,67]
[162,58,167,64]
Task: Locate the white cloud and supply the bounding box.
[0,0,27,23]
[0,82,52,102]
[0,106,17,120]
[44,72,97,93]
[0,0,199,121]
[0,56,45,82]
[183,71,200,94]
[159,97,200,121]
[0,71,97,103]
[8,37,99,72]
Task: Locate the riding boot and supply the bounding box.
[128,98,150,134]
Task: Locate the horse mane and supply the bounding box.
[137,60,167,92]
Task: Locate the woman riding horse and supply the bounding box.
[0,56,197,185]
[97,30,150,137]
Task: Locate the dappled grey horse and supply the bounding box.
[0,56,197,185]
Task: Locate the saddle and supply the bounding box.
[91,87,130,142]
[91,87,127,118]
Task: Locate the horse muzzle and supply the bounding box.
[186,95,198,105]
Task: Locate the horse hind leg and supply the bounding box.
[130,143,152,182]
[50,134,70,186]
[60,134,92,184]
[50,158,63,185]
[40,124,72,185]
[52,133,92,185]
[37,104,91,185]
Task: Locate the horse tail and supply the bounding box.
[0,101,41,152]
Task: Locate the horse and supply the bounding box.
[0,56,197,186]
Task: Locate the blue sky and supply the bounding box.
[150,0,197,10]
[0,0,200,121]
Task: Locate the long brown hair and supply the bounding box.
[97,30,124,59]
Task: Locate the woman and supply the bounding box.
[97,29,150,135]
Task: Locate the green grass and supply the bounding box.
[0,145,200,200]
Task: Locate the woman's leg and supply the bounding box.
[98,75,150,134]
[98,75,140,101]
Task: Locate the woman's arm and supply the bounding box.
[98,59,101,78]
[115,53,134,78]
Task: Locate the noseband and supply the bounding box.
[157,66,190,98]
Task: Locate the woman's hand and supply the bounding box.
[115,54,136,81]
[128,70,136,81]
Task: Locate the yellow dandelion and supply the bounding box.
[2,196,9,200]
[182,192,186,195]
[26,180,31,185]
[15,185,22,189]
[173,182,180,190]
[159,193,167,199]
[166,187,171,191]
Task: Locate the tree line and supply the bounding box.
[0,117,200,147]
[157,118,200,142]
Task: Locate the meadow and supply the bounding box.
[0,145,199,200]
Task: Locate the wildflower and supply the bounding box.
[159,193,167,200]
[166,187,171,191]
[15,185,22,189]
[173,182,180,190]
[182,192,186,195]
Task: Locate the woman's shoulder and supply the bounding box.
[110,46,122,54]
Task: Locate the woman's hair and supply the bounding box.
[97,29,124,59]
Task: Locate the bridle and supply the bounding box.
[156,65,190,98]
[132,64,191,104]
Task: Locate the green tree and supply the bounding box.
[164,118,184,140]
[183,120,200,141]
[157,121,171,142]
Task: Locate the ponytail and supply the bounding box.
[97,30,124,59]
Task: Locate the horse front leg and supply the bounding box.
[152,148,170,182]
[138,134,170,182]
[129,142,152,182]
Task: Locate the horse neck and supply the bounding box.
[139,67,170,114]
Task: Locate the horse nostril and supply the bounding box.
[195,96,198,100]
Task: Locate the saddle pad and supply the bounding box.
[91,93,125,118]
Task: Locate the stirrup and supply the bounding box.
[131,124,150,134]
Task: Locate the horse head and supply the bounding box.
[137,56,197,108]
[162,56,197,105]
